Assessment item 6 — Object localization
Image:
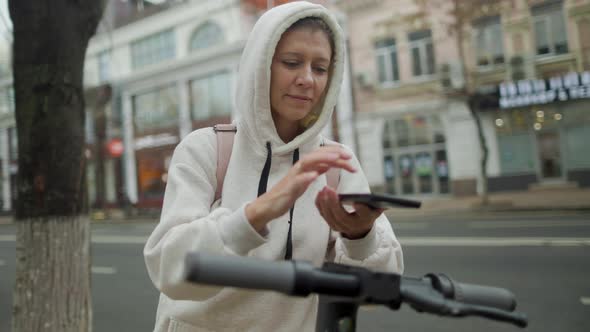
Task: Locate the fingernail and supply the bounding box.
[326,152,339,159]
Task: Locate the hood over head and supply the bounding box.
[235,1,345,156]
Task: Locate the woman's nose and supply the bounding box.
[295,66,313,87]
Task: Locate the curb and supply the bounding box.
[386,207,590,221]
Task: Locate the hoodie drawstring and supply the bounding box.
[255,142,299,260]
[257,142,273,197]
[284,148,299,260]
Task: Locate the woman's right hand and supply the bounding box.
[245,146,356,232]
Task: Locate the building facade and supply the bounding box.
[335,0,590,198]
[0,0,352,213]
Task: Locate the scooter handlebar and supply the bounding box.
[185,252,296,294]
[184,252,527,328]
[185,252,360,297]
[426,273,516,311]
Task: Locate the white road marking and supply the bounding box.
[470,220,590,229]
[0,235,15,242]
[394,222,429,229]
[3,234,590,246]
[0,259,115,274]
[581,297,590,305]
[91,266,117,274]
[0,234,147,244]
[91,235,148,244]
[399,237,590,247]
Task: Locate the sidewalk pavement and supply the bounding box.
[1,187,589,225]
[386,187,590,219]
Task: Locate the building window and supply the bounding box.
[382,115,448,195]
[0,87,14,114]
[189,71,232,121]
[133,85,179,134]
[532,1,568,56]
[473,16,504,67]
[97,51,110,83]
[375,38,399,84]
[408,30,435,77]
[189,22,224,51]
[131,29,176,69]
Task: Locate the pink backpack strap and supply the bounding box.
[214,124,237,202]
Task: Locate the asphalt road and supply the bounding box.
[1,212,589,331]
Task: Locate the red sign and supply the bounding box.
[106,139,124,157]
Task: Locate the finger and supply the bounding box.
[353,203,385,218]
[299,156,357,174]
[315,146,353,159]
[316,188,344,231]
[292,171,319,195]
[315,189,336,228]
[300,146,353,167]
[323,188,354,234]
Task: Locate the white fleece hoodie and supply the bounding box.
[144,2,403,331]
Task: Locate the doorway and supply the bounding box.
[536,130,562,179]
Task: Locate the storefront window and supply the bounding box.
[415,152,433,193]
[383,155,395,194]
[565,126,590,169]
[133,85,179,134]
[413,116,430,145]
[190,71,232,121]
[494,108,536,174]
[137,151,172,203]
[394,119,410,147]
[382,114,447,195]
[564,105,590,169]
[387,115,442,147]
[498,133,536,174]
[0,87,14,114]
[435,150,450,193]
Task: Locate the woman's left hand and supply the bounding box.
[315,186,384,240]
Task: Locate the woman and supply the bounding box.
[144,2,403,331]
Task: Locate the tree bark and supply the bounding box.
[9,0,105,331]
[452,0,490,205]
[13,217,92,332]
[469,104,489,205]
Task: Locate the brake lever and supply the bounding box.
[400,281,528,328]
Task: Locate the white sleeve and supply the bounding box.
[143,129,267,301]
[330,144,404,274]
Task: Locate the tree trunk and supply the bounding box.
[469,105,489,206]
[451,0,489,205]
[9,0,105,331]
[13,217,92,332]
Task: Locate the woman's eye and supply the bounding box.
[314,67,328,74]
[283,61,299,68]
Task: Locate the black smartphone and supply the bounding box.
[339,193,422,209]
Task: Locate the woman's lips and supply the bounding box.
[287,94,312,102]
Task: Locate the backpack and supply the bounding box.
[213,124,340,202]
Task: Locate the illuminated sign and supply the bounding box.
[499,71,590,109]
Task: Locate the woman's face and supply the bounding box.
[270,27,332,133]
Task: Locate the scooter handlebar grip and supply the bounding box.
[185,252,296,294]
[454,282,516,311]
